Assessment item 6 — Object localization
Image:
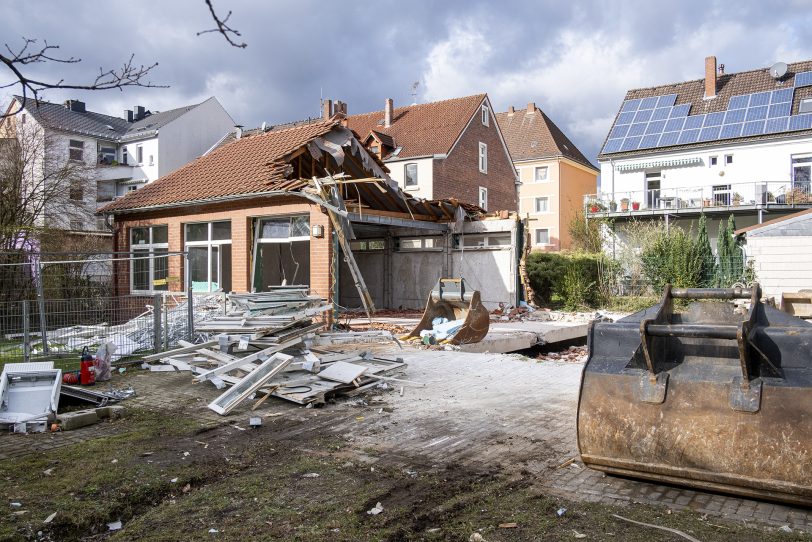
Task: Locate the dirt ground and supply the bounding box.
[1,345,808,541]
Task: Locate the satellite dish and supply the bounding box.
[770,62,788,79]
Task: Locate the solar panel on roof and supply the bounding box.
[768,102,791,118]
[750,92,771,107]
[657,94,678,107]
[724,109,746,124]
[616,111,636,125]
[620,99,641,112]
[609,125,630,138]
[720,123,743,139]
[765,117,789,133]
[746,106,768,121]
[771,88,794,103]
[603,139,623,153]
[646,120,667,134]
[627,123,646,137]
[639,134,660,149]
[699,126,721,141]
[639,97,659,110]
[794,71,812,87]
[704,112,725,127]
[670,104,690,117]
[633,109,653,123]
[651,107,671,121]
[659,132,680,146]
[789,114,812,131]
[620,136,642,151]
[742,120,765,136]
[678,129,700,144]
[664,118,685,132]
[683,115,704,130]
[728,95,750,110]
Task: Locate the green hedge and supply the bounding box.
[526,251,601,309]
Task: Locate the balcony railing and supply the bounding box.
[585,181,812,215]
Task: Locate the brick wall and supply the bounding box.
[112,196,333,299]
[432,109,518,211]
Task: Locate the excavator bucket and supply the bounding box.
[577,284,812,506]
[780,289,812,319]
[403,278,490,345]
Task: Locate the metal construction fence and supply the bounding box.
[0,251,223,371]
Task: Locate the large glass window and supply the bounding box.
[130,225,169,292]
[404,163,418,186]
[185,221,232,292]
[252,215,311,291]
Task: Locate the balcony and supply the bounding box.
[585,181,812,217]
[95,163,134,182]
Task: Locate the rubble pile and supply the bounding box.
[536,345,588,364]
[143,288,405,413]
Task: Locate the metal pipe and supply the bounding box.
[153,294,162,353]
[646,324,739,340]
[186,253,194,341]
[670,287,753,300]
[35,261,48,354]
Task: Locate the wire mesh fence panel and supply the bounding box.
[0,251,192,372]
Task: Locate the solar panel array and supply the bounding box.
[602,71,812,154]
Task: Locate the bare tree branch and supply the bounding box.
[198,0,247,48]
[0,37,164,120]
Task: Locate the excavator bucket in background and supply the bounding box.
[577,284,812,506]
[403,278,490,345]
[780,289,812,319]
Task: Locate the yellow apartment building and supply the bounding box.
[497,103,598,251]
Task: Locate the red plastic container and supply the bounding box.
[80,347,96,386]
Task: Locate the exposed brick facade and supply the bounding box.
[432,110,517,211]
[112,196,333,299]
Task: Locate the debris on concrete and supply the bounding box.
[402,278,490,345]
[536,345,588,364]
[56,405,124,431]
[142,290,407,412]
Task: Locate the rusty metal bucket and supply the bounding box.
[577,284,812,505]
[402,278,490,345]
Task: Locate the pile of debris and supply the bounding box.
[536,345,588,364]
[142,289,406,414]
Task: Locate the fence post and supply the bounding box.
[186,253,194,341]
[163,293,169,351]
[35,261,49,354]
[22,300,30,363]
[153,294,162,354]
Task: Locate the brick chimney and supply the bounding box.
[322,99,333,119]
[705,56,717,99]
[508,105,515,115]
[384,98,394,128]
[526,102,536,113]
[125,109,134,123]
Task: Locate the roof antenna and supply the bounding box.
[410,81,420,105]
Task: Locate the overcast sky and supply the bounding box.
[3,0,812,164]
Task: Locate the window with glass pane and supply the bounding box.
[186,223,209,242]
[536,229,550,245]
[290,216,310,238]
[535,197,549,212]
[260,218,291,239]
[535,166,548,181]
[404,163,418,186]
[130,225,169,292]
[212,221,231,240]
[189,247,209,292]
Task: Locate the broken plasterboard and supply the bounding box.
[316,361,368,384]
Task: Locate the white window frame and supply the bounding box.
[709,155,718,167]
[534,166,549,182]
[456,233,512,250]
[185,221,232,293]
[396,236,443,252]
[535,228,551,246]
[136,144,144,165]
[130,225,169,294]
[800,98,812,114]
[478,142,488,173]
[404,163,418,187]
[724,154,733,165]
[251,215,310,292]
[481,105,490,127]
[534,196,550,213]
[350,239,386,252]
[478,186,488,211]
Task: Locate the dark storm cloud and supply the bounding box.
[3,0,812,164]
